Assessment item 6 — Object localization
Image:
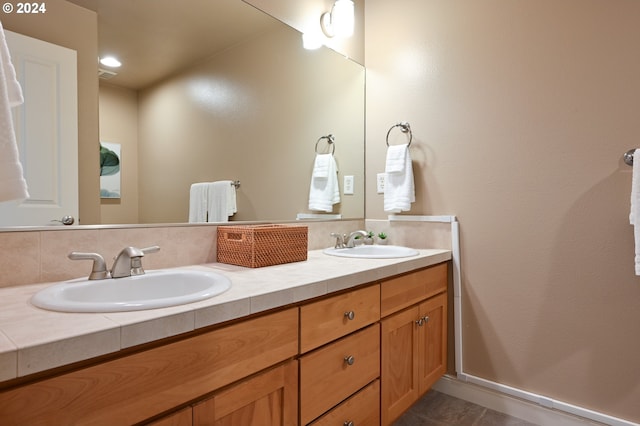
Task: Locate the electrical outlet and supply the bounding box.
[344,175,354,195]
[377,173,385,194]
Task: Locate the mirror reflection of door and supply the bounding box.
[0,30,78,226]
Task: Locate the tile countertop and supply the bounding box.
[0,248,451,383]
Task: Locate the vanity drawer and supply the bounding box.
[300,284,380,353]
[300,324,380,425]
[309,379,380,426]
[381,263,447,317]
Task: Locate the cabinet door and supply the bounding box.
[381,305,420,426]
[193,361,298,426]
[418,292,447,392]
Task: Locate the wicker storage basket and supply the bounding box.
[217,224,308,268]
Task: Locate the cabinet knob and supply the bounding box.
[423,315,430,323]
[344,311,355,321]
[344,355,355,366]
[415,318,424,326]
[344,421,354,426]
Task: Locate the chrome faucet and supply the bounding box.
[345,230,368,248]
[111,246,160,278]
[330,232,346,249]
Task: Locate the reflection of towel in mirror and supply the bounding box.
[630,148,640,275]
[207,181,237,222]
[0,22,28,203]
[384,144,415,212]
[308,154,340,212]
[189,181,237,223]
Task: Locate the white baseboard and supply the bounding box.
[433,375,637,426]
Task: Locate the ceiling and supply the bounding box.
[67,0,281,90]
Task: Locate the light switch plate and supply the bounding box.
[377,173,385,194]
[344,175,354,195]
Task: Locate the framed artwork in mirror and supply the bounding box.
[100,142,121,199]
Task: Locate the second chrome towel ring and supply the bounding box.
[315,134,335,154]
[386,122,412,147]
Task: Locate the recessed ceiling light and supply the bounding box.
[99,56,122,68]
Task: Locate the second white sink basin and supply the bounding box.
[31,269,232,313]
[323,245,419,259]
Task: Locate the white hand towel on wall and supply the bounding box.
[0,21,28,203]
[384,143,415,213]
[630,148,640,275]
[308,153,340,212]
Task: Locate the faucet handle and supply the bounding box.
[141,246,160,255]
[68,252,111,280]
[330,232,345,249]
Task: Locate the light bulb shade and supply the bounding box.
[331,0,354,38]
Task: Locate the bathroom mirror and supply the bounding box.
[1,0,365,226]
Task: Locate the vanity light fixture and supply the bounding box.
[99,56,122,68]
[321,0,355,38]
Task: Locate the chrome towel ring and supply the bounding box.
[316,134,336,154]
[386,122,412,147]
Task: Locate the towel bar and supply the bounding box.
[386,122,413,147]
[315,134,335,154]
[624,149,636,166]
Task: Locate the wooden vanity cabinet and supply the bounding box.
[0,308,298,425]
[380,264,448,426]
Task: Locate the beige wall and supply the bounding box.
[366,0,640,422]
[137,24,364,223]
[98,84,139,223]
[2,0,100,224]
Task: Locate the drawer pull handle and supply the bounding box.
[344,422,354,426]
[344,355,355,366]
[344,311,355,320]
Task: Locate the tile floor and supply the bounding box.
[394,390,539,426]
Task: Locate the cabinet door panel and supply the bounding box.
[300,324,380,425]
[193,361,298,426]
[381,306,420,426]
[419,292,447,392]
[300,284,380,353]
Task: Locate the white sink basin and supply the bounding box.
[323,245,419,259]
[31,269,232,313]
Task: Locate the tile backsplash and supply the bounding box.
[0,218,452,288]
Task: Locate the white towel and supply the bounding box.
[384,144,415,213]
[385,144,407,173]
[207,180,237,223]
[189,181,237,223]
[308,154,340,212]
[189,182,209,223]
[0,22,28,203]
[630,148,640,275]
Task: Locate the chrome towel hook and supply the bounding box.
[386,122,412,147]
[315,134,336,154]
[624,149,636,166]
